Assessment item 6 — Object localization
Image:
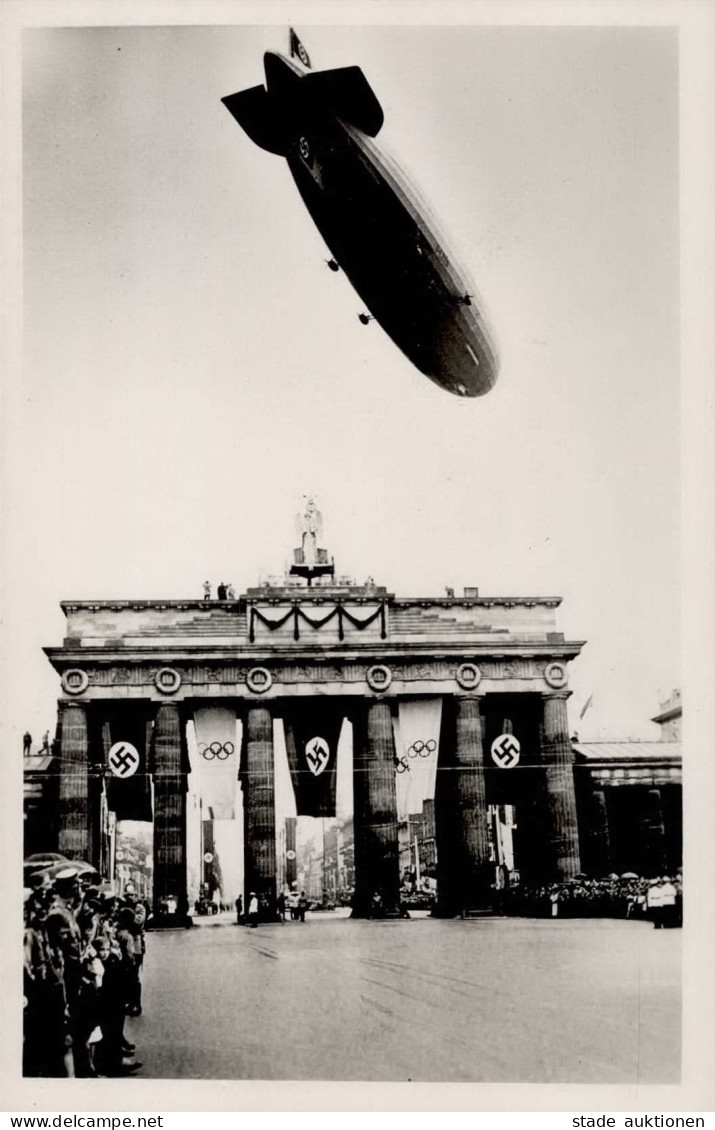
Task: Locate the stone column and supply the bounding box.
[352,700,400,918]
[152,703,189,924]
[641,787,667,877]
[435,696,491,916]
[58,702,90,860]
[242,706,277,918]
[541,693,581,879]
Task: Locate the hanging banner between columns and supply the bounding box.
[193,707,239,820]
[102,712,153,823]
[283,702,344,817]
[393,698,442,819]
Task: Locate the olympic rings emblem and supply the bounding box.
[408,739,436,759]
[395,738,437,774]
[199,741,234,761]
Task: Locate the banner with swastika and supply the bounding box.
[108,741,140,778]
[101,708,153,822]
[491,733,521,769]
[283,702,344,817]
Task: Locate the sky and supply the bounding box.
[9,21,680,745]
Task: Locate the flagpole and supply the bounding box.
[200,796,204,896]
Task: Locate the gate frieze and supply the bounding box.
[58,654,571,697]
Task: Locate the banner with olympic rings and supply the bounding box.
[393,698,443,819]
[192,707,240,820]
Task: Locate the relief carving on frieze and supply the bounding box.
[390,661,455,681]
[480,659,538,680]
[279,664,365,683]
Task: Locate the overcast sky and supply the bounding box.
[11,22,679,744]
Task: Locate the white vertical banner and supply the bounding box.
[191,707,241,820]
[393,698,442,819]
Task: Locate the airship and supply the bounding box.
[222,30,499,398]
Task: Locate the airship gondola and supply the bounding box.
[222,31,499,398]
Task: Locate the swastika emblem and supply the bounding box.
[491,733,521,769]
[305,736,330,777]
[108,741,140,779]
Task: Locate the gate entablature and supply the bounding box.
[48,650,581,703]
[45,575,586,922]
[48,583,583,704]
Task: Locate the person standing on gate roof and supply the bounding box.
[23,730,32,755]
[247,892,259,928]
[203,580,211,601]
[41,730,50,753]
[217,581,227,601]
[227,582,236,600]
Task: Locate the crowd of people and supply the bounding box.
[503,872,683,925]
[234,889,310,925]
[23,869,148,1077]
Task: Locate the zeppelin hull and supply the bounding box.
[223,49,499,398]
[287,126,497,397]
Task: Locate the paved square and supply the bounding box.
[128,912,681,1082]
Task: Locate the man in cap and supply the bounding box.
[121,883,146,1016]
[51,869,83,938]
[659,875,677,927]
[646,877,665,928]
[247,892,259,927]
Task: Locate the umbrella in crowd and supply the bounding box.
[24,858,101,885]
[23,853,68,873]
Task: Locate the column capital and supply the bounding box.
[542,690,572,701]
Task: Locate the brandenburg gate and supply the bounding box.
[44,508,585,923]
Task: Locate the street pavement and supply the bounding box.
[126,911,681,1082]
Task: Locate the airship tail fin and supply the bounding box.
[289,27,312,69]
[221,86,288,156]
[304,66,384,137]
